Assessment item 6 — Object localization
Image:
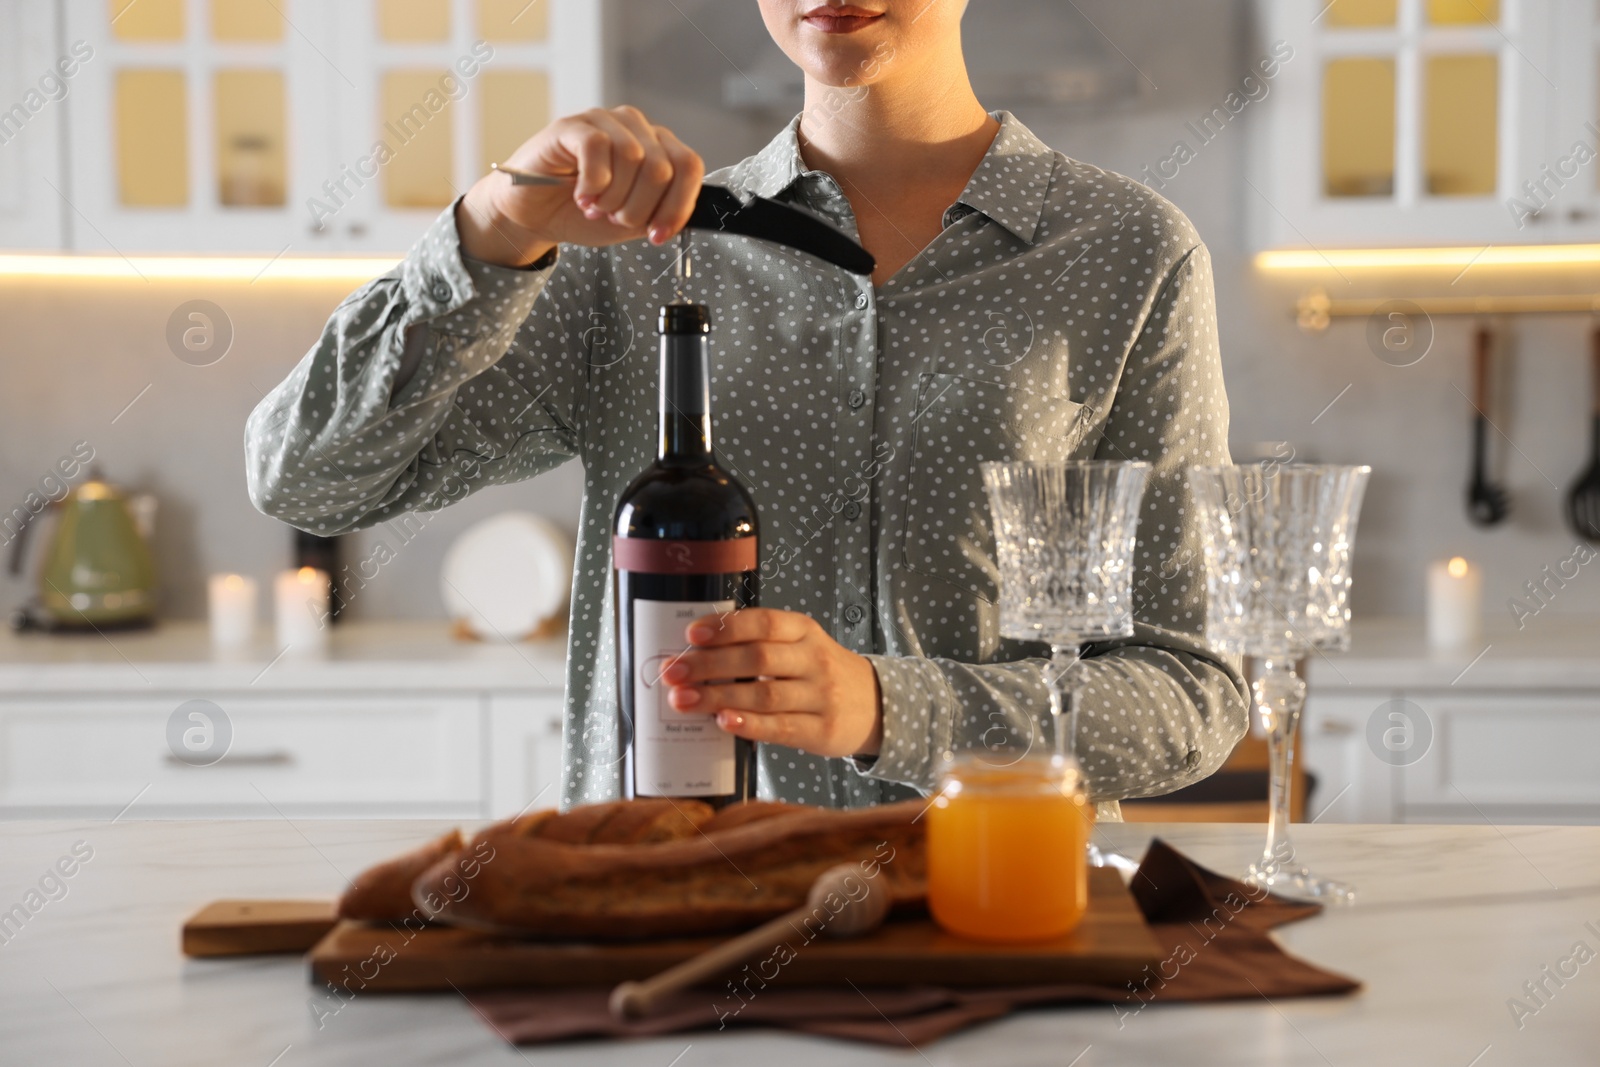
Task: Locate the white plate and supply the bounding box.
[440,512,574,641]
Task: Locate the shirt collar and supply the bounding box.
[722,109,1056,245]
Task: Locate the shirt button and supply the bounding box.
[843,604,865,625]
[854,292,869,310]
[847,389,866,410]
[843,501,862,520]
[430,279,452,302]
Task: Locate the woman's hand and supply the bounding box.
[457,105,705,267]
[663,608,884,759]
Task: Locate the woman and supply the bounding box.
[247,0,1247,813]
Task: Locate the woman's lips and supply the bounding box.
[803,12,882,33]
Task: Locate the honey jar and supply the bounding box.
[926,753,1093,942]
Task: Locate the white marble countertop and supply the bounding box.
[2,615,1596,694]
[1304,616,1600,690]
[0,818,1594,1066]
[0,621,566,692]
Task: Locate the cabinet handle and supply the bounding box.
[165,751,295,768]
[547,718,563,735]
[1317,721,1355,736]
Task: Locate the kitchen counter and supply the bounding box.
[1303,615,1600,690]
[0,620,566,692]
[1,818,1594,1066]
[2,615,1596,693]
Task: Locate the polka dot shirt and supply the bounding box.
[245,110,1248,811]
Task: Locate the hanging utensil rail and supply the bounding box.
[1295,288,1600,332]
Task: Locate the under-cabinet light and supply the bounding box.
[0,253,401,281]
[1255,245,1600,271]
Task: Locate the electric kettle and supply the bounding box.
[8,473,158,630]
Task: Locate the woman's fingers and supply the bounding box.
[673,679,818,717]
[606,106,676,231]
[665,639,806,685]
[686,607,815,647]
[714,708,826,751]
[549,115,612,206]
[648,126,705,243]
[578,108,647,216]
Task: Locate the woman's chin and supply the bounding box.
[795,50,888,90]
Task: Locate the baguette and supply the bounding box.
[338,828,463,922]
[412,800,925,940]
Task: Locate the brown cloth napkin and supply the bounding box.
[466,839,1361,1048]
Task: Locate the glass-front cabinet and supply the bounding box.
[1252,0,1586,248]
[0,1,67,249]
[4,0,607,253]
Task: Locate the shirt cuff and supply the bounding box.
[848,654,952,792]
[397,198,556,339]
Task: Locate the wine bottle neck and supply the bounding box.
[659,332,713,463]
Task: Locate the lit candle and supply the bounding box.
[274,567,331,652]
[207,574,257,649]
[1427,556,1483,650]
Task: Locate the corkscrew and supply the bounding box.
[672,230,693,303]
[491,162,875,276]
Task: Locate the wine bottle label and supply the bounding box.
[631,598,738,797]
[613,537,757,575]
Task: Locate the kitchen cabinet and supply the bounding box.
[1299,691,1400,824]
[0,621,568,820]
[0,692,486,818]
[1251,0,1587,248]
[487,692,566,819]
[0,0,67,249]
[1305,688,1600,825]
[1301,617,1600,825]
[2,0,609,254]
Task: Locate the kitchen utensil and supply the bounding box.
[6,472,157,629]
[1565,326,1600,542]
[1190,463,1370,904]
[306,867,1159,992]
[608,863,890,1020]
[181,900,338,957]
[1467,326,1511,526]
[491,162,876,276]
[981,460,1150,874]
[440,512,574,641]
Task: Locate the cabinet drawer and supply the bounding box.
[0,694,483,817]
[1399,692,1600,818]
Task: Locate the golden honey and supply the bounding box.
[927,755,1092,942]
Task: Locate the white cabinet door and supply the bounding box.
[61,0,341,253]
[0,692,484,818]
[1252,0,1554,249]
[487,692,565,818]
[1539,0,1600,240]
[1301,691,1401,823]
[321,0,608,252]
[0,0,67,249]
[47,0,609,254]
[1396,690,1600,823]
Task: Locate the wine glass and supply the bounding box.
[1189,463,1371,903]
[982,460,1151,871]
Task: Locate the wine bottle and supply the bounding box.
[614,302,759,807]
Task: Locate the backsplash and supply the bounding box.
[1,0,1596,625]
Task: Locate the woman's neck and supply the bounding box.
[794,43,998,204]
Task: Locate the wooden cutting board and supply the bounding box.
[183,900,339,958]
[307,869,1161,992]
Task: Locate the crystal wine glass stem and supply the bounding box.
[1253,656,1307,875]
[1047,643,1083,762]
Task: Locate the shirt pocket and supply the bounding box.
[902,372,1088,604]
